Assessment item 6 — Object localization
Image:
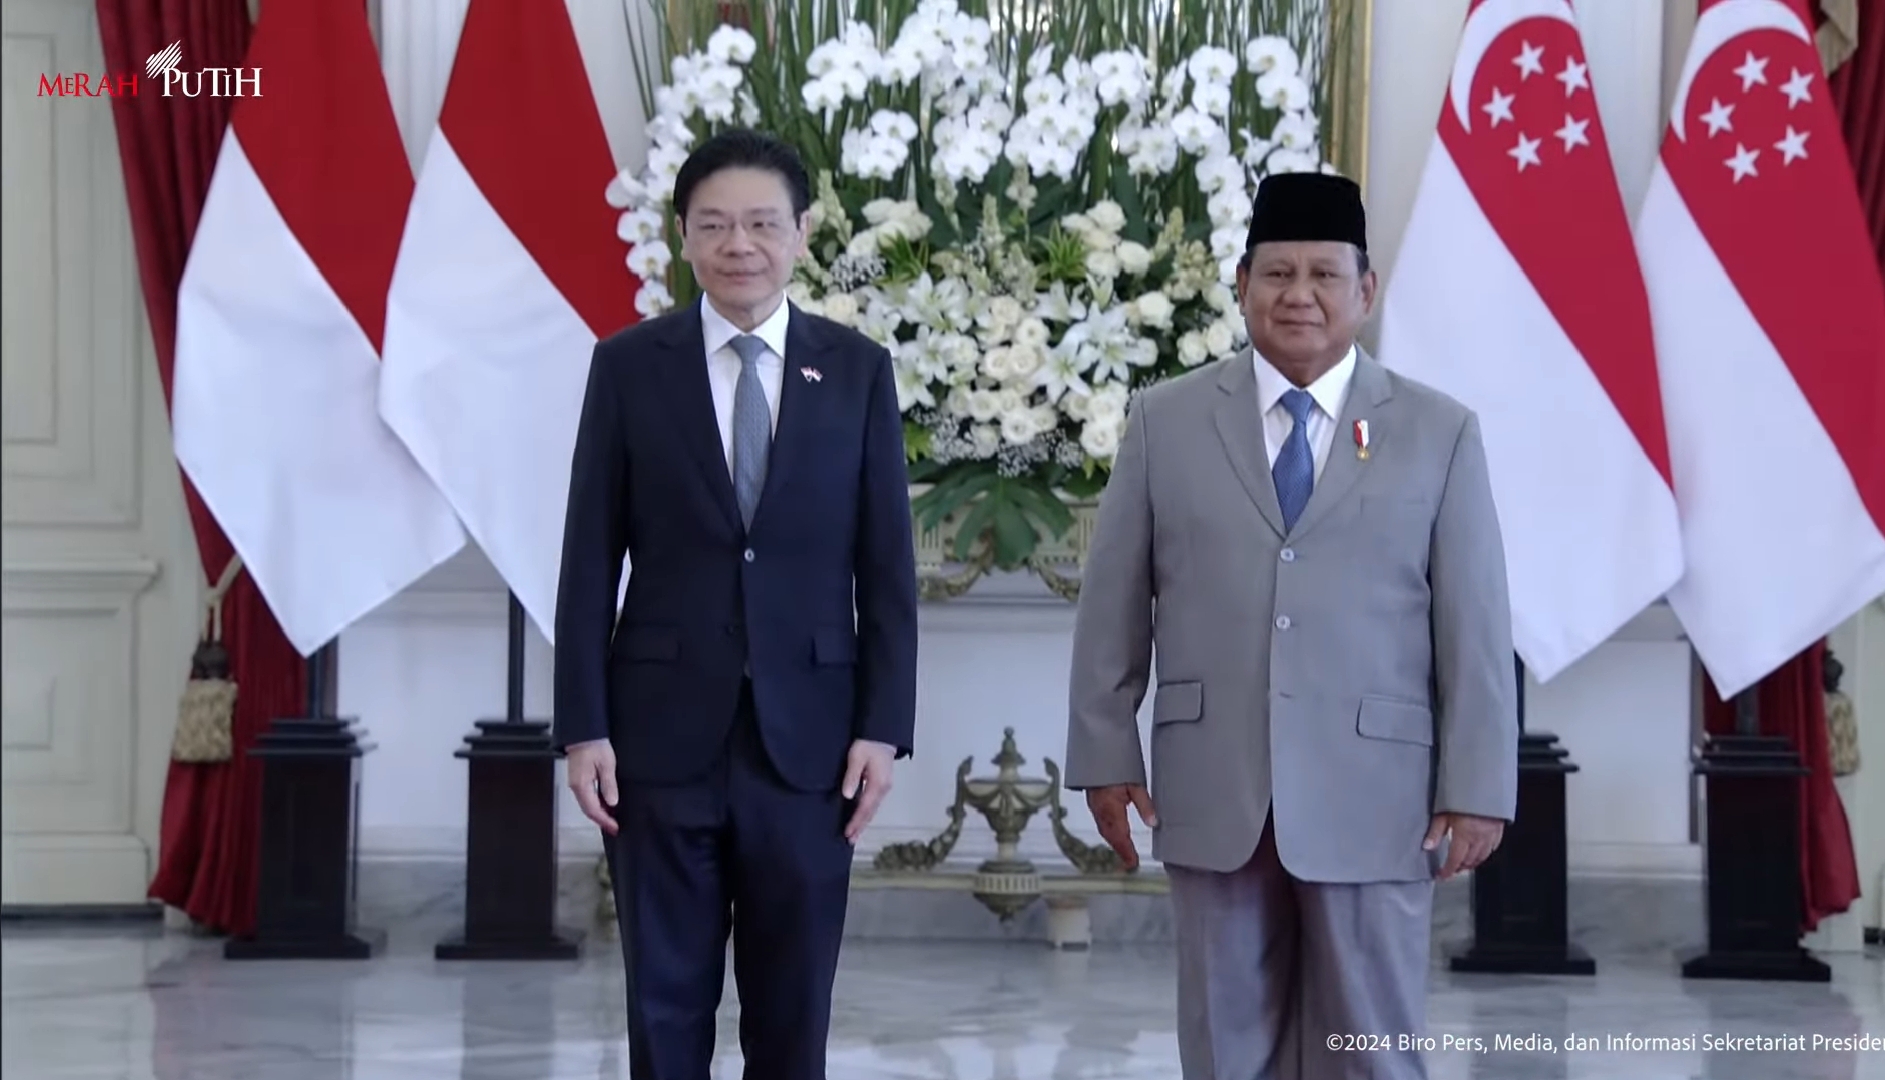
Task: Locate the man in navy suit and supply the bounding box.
[553,129,919,1078]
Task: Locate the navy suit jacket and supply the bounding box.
[552,298,919,793]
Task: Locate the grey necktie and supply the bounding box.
[729,334,771,528]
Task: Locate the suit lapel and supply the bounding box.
[660,302,742,532]
[748,306,822,534]
[1212,353,1289,538]
[1287,349,1393,542]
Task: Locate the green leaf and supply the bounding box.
[950,493,999,562]
[1112,169,1153,247]
[902,421,933,464]
[990,498,1037,567]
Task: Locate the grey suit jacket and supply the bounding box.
[1065,348,1518,883]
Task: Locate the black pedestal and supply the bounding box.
[224,717,382,959]
[435,720,582,961]
[1681,734,1830,982]
[1449,732,1594,975]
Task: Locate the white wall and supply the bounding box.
[1,0,201,904]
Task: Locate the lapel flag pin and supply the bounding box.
[801,366,823,382]
[1354,419,1371,461]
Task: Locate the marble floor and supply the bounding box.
[3,923,1881,1080]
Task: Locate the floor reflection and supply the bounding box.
[1,927,1878,1080]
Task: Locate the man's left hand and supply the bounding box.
[1424,813,1505,879]
[841,739,896,844]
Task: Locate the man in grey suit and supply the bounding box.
[1064,172,1518,1080]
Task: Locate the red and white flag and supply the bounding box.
[1637,0,1885,698]
[1376,0,1685,682]
[171,0,467,656]
[379,0,635,641]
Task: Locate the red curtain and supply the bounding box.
[1829,6,1885,264]
[98,0,306,938]
[1702,645,1861,931]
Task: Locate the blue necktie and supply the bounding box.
[1273,388,1316,532]
[729,334,770,528]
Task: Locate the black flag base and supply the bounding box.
[1680,734,1830,982]
[224,716,382,960]
[435,719,583,961]
[1448,732,1595,976]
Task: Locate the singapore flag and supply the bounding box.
[1636,0,1885,698]
[1377,0,1685,682]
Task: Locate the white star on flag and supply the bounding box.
[1555,114,1590,152]
[1554,57,1588,95]
[1700,98,1736,135]
[1513,40,1545,78]
[1725,142,1760,181]
[1774,125,1809,164]
[1733,50,1768,89]
[1779,68,1813,107]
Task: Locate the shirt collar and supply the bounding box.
[701,295,790,361]
[1252,344,1357,420]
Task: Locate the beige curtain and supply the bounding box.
[1819,0,1859,73]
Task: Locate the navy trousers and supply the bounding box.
[605,680,854,1079]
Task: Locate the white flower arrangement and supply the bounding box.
[610,0,1340,569]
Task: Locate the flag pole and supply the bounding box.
[1683,671,1827,981]
[436,591,582,960]
[1448,652,1592,975]
[225,636,381,960]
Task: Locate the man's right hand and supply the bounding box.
[565,739,619,835]
[1086,783,1157,871]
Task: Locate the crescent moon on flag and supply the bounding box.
[1668,0,1812,141]
[1449,0,1578,132]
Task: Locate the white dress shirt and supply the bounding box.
[700,296,788,473]
[1251,345,1357,482]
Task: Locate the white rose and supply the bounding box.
[822,292,860,326]
[968,389,1002,421]
[1086,250,1122,280]
[996,387,1026,414]
[980,347,1015,381]
[1080,415,1123,459]
[1000,408,1039,445]
[1014,318,1051,349]
[944,386,974,416]
[1087,200,1127,234]
[1030,404,1059,433]
[1131,292,1175,329]
[846,228,888,259]
[970,423,1003,458]
[1116,241,1153,276]
[1204,320,1236,357]
[1004,344,1045,380]
[1178,331,1210,366]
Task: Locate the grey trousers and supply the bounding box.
[1165,820,1434,1080]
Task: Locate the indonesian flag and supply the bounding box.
[379,0,635,641]
[1376,0,1685,682]
[1636,0,1885,698]
[171,0,467,656]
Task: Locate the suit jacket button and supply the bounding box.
[724,624,738,636]
[1275,615,1291,630]
[1280,548,1295,562]
[743,548,755,562]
